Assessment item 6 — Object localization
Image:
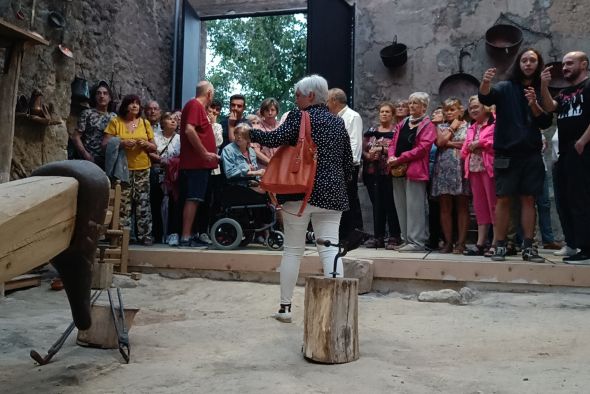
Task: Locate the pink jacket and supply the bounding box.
[388,117,436,181]
[461,118,495,179]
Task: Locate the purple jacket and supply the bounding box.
[388,117,436,181]
[461,118,496,179]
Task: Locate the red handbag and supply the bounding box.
[259,111,317,216]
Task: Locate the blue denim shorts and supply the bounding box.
[179,169,210,202]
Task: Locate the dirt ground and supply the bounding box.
[1,274,590,394]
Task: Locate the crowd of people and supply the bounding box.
[361,48,590,264]
[69,49,589,266]
[68,49,589,321]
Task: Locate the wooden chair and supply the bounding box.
[97,181,130,273]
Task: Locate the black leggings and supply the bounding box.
[363,172,400,239]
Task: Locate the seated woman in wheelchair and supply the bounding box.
[221,123,266,196]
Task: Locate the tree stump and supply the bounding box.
[303,276,359,364]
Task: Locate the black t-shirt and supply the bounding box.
[395,121,417,157]
[555,78,590,155]
[479,80,552,157]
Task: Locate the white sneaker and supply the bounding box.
[272,305,292,323]
[554,245,579,256]
[397,243,425,253]
[198,233,213,245]
[167,233,179,246]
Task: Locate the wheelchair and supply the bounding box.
[208,177,284,251]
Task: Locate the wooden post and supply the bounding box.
[0,20,49,184]
[91,262,113,289]
[303,276,359,364]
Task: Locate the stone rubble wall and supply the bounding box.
[354,0,590,241]
[3,0,175,180]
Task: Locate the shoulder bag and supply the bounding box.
[259,111,317,216]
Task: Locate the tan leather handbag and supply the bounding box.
[260,111,317,216]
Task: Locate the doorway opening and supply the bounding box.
[204,13,307,116]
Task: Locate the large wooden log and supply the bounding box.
[0,176,78,282]
[303,276,359,364]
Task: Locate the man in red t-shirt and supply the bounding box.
[178,81,219,247]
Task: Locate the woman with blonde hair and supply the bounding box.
[431,97,470,254]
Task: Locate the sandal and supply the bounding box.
[463,245,485,256]
[364,237,384,248]
[439,243,453,254]
[453,244,466,254]
[484,246,496,258]
[385,237,401,250]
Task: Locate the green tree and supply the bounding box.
[205,14,307,116]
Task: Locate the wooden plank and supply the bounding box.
[128,247,590,288]
[4,273,42,291]
[128,247,323,275]
[372,259,590,288]
[120,228,130,273]
[0,176,78,282]
[0,38,23,184]
[0,19,50,45]
[187,0,306,18]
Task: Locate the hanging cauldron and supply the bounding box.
[380,36,408,68]
[485,24,523,57]
[438,49,480,106]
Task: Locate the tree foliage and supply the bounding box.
[205,14,307,116]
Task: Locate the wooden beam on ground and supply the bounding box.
[373,258,590,288]
[128,247,590,288]
[4,273,42,291]
[128,247,323,275]
[0,176,78,282]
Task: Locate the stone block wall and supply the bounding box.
[354,0,590,120]
[3,0,176,179]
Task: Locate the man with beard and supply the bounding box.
[220,94,246,149]
[479,48,553,262]
[540,51,590,264]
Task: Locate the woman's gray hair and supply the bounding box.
[294,74,329,105]
[408,92,430,109]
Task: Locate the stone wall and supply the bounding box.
[353,0,589,240]
[354,0,590,120]
[4,0,176,179]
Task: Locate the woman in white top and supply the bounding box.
[149,112,181,244]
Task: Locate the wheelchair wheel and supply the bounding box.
[266,230,284,251]
[210,218,243,250]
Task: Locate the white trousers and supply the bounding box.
[279,201,343,305]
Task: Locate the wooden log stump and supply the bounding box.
[303,276,359,364]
